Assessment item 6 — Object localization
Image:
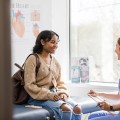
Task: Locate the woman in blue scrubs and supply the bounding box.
[88,38,120,120]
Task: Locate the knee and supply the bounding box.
[73,105,81,114]
[60,103,71,111]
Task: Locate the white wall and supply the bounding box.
[11,0,70,82]
[51,0,70,81]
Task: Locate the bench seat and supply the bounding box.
[13,96,100,120]
[13,105,55,120]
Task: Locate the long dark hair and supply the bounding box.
[118,38,120,46]
[33,30,59,53]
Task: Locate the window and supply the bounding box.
[70,0,120,83]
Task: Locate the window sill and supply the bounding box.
[66,81,118,97]
[66,81,118,88]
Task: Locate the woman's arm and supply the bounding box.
[54,59,69,97]
[112,103,120,111]
[24,55,55,100]
[88,90,120,100]
[98,91,120,100]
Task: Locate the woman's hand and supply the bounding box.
[59,94,68,101]
[88,89,97,97]
[53,93,68,101]
[53,93,60,101]
[98,101,111,111]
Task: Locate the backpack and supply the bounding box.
[12,53,40,104]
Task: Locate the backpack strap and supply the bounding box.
[14,53,41,75]
[25,53,40,76]
[34,53,40,76]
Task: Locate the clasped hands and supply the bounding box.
[53,93,68,101]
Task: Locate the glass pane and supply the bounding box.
[70,0,120,83]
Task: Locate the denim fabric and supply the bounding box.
[88,110,120,120]
[72,112,82,120]
[62,111,72,120]
[88,110,108,119]
[27,88,81,120]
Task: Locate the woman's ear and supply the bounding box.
[41,39,45,45]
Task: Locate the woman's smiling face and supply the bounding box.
[42,34,60,54]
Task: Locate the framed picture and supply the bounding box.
[71,57,89,83]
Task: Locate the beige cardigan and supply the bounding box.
[24,54,69,100]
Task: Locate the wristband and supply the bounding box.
[110,105,114,111]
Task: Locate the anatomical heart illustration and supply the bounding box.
[31,10,40,37]
[32,23,40,37]
[12,10,25,38]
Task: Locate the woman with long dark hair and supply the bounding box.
[24,30,82,120]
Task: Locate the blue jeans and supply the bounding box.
[88,110,120,120]
[27,88,81,120]
[27,97,81,120]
